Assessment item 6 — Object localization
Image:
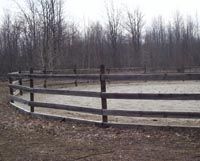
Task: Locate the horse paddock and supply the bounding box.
[8,67,200,128]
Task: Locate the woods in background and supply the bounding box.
[0,0,200,75]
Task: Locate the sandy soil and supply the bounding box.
[15,80,200,127]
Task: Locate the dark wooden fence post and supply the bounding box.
[19,69,23,95]
[9,77,14,103]
[43,67,47,88]
[30,68,34,112]
[100,65,108,124]
[74,65,78,87]
[144,64,147,74]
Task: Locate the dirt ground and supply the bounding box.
[0,81,200,161]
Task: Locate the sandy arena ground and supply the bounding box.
[15,80,200,127]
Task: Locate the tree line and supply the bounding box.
[0,0,200,76]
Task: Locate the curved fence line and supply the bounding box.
[16,65,200,74]
[8,73,200,81]
[9,84,200,100]
[8,65,200,126]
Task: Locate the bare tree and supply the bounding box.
[124,8,144,66]
[1,1,200,76]
[105,1,122,67]
[83,22,106,68]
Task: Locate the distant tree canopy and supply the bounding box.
[0,0,200,75]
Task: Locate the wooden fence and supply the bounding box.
[8,65,200,125]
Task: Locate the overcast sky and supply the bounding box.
[0,0,200,25]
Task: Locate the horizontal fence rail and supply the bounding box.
[9,84,101,98]
[18,65,200,74]
[10,95,102,115]
[8,65,200,126]
[9,84,200,100]
[9,95,200,119]
[8,72,200,81]
[102,93,200,100]
[103,109,200,118]
[8,73,100,80]
[103,73,200,81]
